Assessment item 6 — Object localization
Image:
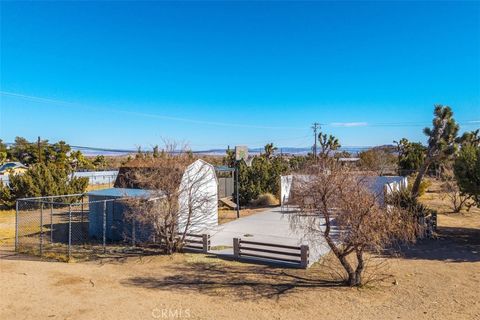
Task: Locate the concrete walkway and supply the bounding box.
[207,207,333,266]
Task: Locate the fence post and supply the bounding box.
[419,216,425,239]
[233,238,240,259]
[102,200,107,254]
[81,196,84,236]
[202,234,210,253]
[50,203,54,244]
[68,204,72,261]
[300,245,309,269]
[15,201,19,252]
[131,218,136,247]
[40,202,44,256]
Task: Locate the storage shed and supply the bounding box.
[88,159,218,242]
[88,188,152,241]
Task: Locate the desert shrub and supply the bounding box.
[407,175,431,197]
[0,163,88,208]
[359,147,397,174]
[387,189,436,218]
[251,193,279,207]
[237,156,289,205]
[454,144,480,207]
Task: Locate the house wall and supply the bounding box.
[280,174,408,205]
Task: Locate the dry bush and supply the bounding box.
[119,143,217,254]
[290,161,418,286]
[251,193,279,207]
[440,179,474,213]
[407,175,431,197]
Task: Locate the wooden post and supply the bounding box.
[233,238,240,259]
[419,216,425,239]
[202,234,210,253]
[300,245,309,269]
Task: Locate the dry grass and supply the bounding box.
[86,183,114,191]
[419,178,480,215]
[0,209,15,247]
[251,193,280,207]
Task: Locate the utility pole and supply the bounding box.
[37,136,42,163]
[312,123,320,159]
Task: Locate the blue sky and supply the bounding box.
[1,1,479,150]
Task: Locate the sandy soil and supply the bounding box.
[1,182,479,320]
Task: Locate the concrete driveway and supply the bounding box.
[208,207,333,266]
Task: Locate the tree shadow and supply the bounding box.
[396,226,480,263]
[121,259,344,300]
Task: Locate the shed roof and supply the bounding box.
[88,188,151,198]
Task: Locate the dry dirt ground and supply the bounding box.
[1,183,479,320]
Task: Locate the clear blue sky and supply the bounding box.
[1,1,479,150]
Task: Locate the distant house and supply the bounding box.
[0,162,28,176]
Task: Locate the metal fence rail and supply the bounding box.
[233,238,309,268]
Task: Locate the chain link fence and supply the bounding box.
[15,194,211,262]
[16,195,131,261]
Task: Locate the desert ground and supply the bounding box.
[1,181,479,320]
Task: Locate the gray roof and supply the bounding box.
[88,188,152,198]
[0,162,27,172]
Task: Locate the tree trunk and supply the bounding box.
[353,248,365,286]
[411,160,430,198]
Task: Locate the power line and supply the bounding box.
[3,91,478,129]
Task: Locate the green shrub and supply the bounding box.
[454,144,480,206]
[387,189,436,218]
[0,163,88,208]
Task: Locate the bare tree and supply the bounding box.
[290,161,418,286]
[358,147,397,175]
[120,144,217,254]
[440,166,474,213]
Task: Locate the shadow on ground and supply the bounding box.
[121,259,344,299]
[398,226,480,263]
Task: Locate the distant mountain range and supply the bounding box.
[5,142,384,157]
[71,146,378,156]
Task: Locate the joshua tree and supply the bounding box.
[411,105,459,197]
[318,132,341,158]
[458,129,480,147]
[263,143,278,159]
